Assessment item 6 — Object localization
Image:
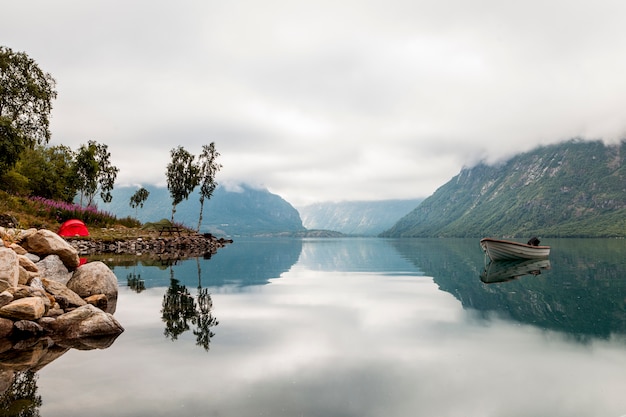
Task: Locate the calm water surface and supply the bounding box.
[13,238,626,416]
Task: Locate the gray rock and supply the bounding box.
[0,248,19,292]
[25,253,40,263]
[0,297,46,320]
[14,320,44,337]
[40,278,86,309]
[36,254,72,284]
[50,304,124,339]
[21,229,80,270]
[67,261,118,314]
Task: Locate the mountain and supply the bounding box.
[298,199,423,236]
[97,184,306,237]
[382,139,626,238]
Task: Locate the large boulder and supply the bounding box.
[36,254,72,284]
[0,248,19,292]
[49,304,124,339]
[40,278,86,309]
[0,297,46,321]
[67,262,118,314]
[21,229,80,270]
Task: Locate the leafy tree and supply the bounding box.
[0,46,57,172]
[73,140,119,206]
[166,146,199,222]
[129,187,150,217]
[10,144,77,202]
[196,142,222,231]
[0,170,29,196]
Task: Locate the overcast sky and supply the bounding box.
[4,1,626,206]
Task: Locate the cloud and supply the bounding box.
[3,0,626,205]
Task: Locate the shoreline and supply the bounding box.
[67,233,233,259]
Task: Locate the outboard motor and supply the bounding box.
[527,236,540,246]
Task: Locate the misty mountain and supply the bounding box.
[382,139,626,238]
[298,199,423,236]
[98,184,306,237]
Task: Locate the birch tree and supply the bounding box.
[166,146,199,223]
[196,142,222,232]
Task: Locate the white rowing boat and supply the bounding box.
[480,237,550,261]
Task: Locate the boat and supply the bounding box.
[480,237,550,261]
[480,258,551,283]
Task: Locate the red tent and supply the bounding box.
[58,219,89,237]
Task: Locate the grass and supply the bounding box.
[0,190,192,241]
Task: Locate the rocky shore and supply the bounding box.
[0,226,233,401]
[0,227,126,395]
[68,232,233,258]
[0,227,123,340]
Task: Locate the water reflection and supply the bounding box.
[98,238,303,290]
[108,237,626,341]
[0,331,121,416]
[298,237,421,274]
[25,237,626,416]
[0,371,41,416]
[391,238,626,340]
[161,261,218,351]
[480,259,551,283]
[126,272,145,293]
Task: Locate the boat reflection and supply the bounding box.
[481,259,551,284]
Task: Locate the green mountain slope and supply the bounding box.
[382,139,626,238]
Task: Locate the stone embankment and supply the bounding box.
[68,233,233,258]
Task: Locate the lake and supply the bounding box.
[5,237,626,416]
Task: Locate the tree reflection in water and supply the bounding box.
[126,272,145,293]
[161,258,219,351]
[0,371,42,417]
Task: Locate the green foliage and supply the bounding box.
[382,139,626,238]
[130,186,150,216]
[196,142,222,231]
[73,140,119,206]
[0,170,30,195]
[0,117,23,172]
[0,46,57,171]
[3,144,77,202]
[166,146,200,222]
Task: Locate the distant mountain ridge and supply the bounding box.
[98,184,305,237]
[298,199,423,236]
[382,139,626,238]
